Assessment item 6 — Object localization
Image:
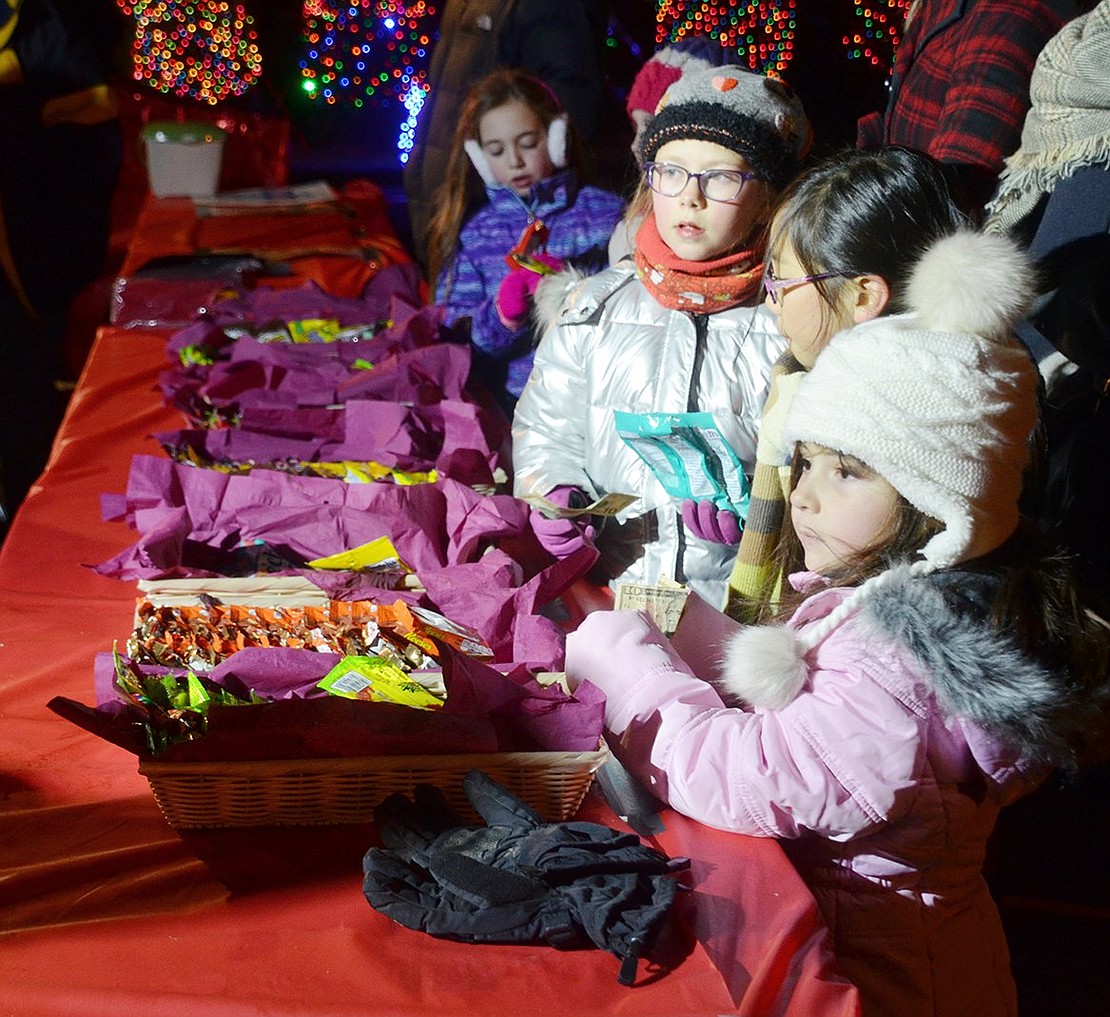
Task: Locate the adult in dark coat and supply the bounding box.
[0,0,121,524]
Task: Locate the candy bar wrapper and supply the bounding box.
[126,554,578,673]
[93,458,528,580]
[69,643,602,759]
[128,598,431,671]
[163,264,426,359]
[316,656,444,710]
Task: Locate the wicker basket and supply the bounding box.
[138,747,608,829]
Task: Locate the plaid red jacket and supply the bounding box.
[857,0,1064,208]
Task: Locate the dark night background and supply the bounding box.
[185,1,895,189]
[98,0,1085,216]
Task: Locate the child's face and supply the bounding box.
[477,99,556,196]
[789,444,900,575]
[650,138,769,262]
[764,231,856,369]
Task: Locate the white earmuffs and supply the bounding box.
[546,113,568,169]
[463,112,570,188]
[463,138,498,186]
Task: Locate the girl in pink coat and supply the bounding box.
[566,229,1110,1016]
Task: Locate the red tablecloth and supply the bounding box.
[111,180,417,327]
[0,327,860,1015]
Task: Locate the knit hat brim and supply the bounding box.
[641,100,798,188]
[638,66,810,190]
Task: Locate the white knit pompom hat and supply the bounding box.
[720,230,1040,710]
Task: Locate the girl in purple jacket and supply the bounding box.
[427,68,623,408]
[566,228,1110,1016]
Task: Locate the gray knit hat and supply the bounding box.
[638,65,811,189]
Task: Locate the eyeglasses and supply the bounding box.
[643,162,757,203]
[762,265,855,305]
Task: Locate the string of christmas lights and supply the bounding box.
[299,1,437,163]
[842,0,912,75]
[655,0,797,77]
[116,1,262,105]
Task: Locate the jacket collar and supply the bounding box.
[485,170,578,216]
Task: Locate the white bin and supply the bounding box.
[142,122,227,198]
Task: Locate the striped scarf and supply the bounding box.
[724,352,803,622]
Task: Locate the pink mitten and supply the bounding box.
[530,485,597,559]
[495,254,564,329]
[681,498,742,545]
[565,608,680,692]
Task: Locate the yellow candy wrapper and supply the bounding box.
[301,461,436,486]
[307,535,412,573]
[317,656,443,710]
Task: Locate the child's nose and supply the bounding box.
[679,175,706,205]
[790,475,814,511]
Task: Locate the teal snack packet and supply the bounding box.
[614,410,750,519]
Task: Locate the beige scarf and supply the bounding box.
[987,1,1110,234]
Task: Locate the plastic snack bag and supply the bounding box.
[614,411,750,519]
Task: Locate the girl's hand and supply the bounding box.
[566,609,678,692]
[530,485,596,559]
[495,255,564,329]
[681,499,742,545]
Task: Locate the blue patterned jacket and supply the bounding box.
[434,171,624,400]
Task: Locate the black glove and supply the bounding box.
[362,770,689,984]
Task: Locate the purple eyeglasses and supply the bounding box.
[763,265,855,305]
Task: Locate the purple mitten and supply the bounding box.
[495,254,564,329]
[530,485,596,559]
[681,498,742,545]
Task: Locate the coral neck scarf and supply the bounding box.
[633,213,763,313]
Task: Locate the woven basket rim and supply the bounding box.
[138,746,608,778]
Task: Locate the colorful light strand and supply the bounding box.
[299,1,436,162]
[655,1,797,77]
[842,1,912,74]
[116,1,262,105]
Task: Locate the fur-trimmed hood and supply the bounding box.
[531,262,638,334]
[720,566,1106,769]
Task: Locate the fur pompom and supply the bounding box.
[718,624,808,710]
[907,230,1035,339]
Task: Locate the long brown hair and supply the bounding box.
[425,68,581,289]
[771,447,943,620]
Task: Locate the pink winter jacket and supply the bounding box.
[565,568,1067,1017]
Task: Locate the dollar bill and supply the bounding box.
[523,491,638,519]
[614,580,689,636]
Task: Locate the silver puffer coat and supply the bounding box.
[512,263,785,604]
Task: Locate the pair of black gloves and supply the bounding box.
[362,770,689,985]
